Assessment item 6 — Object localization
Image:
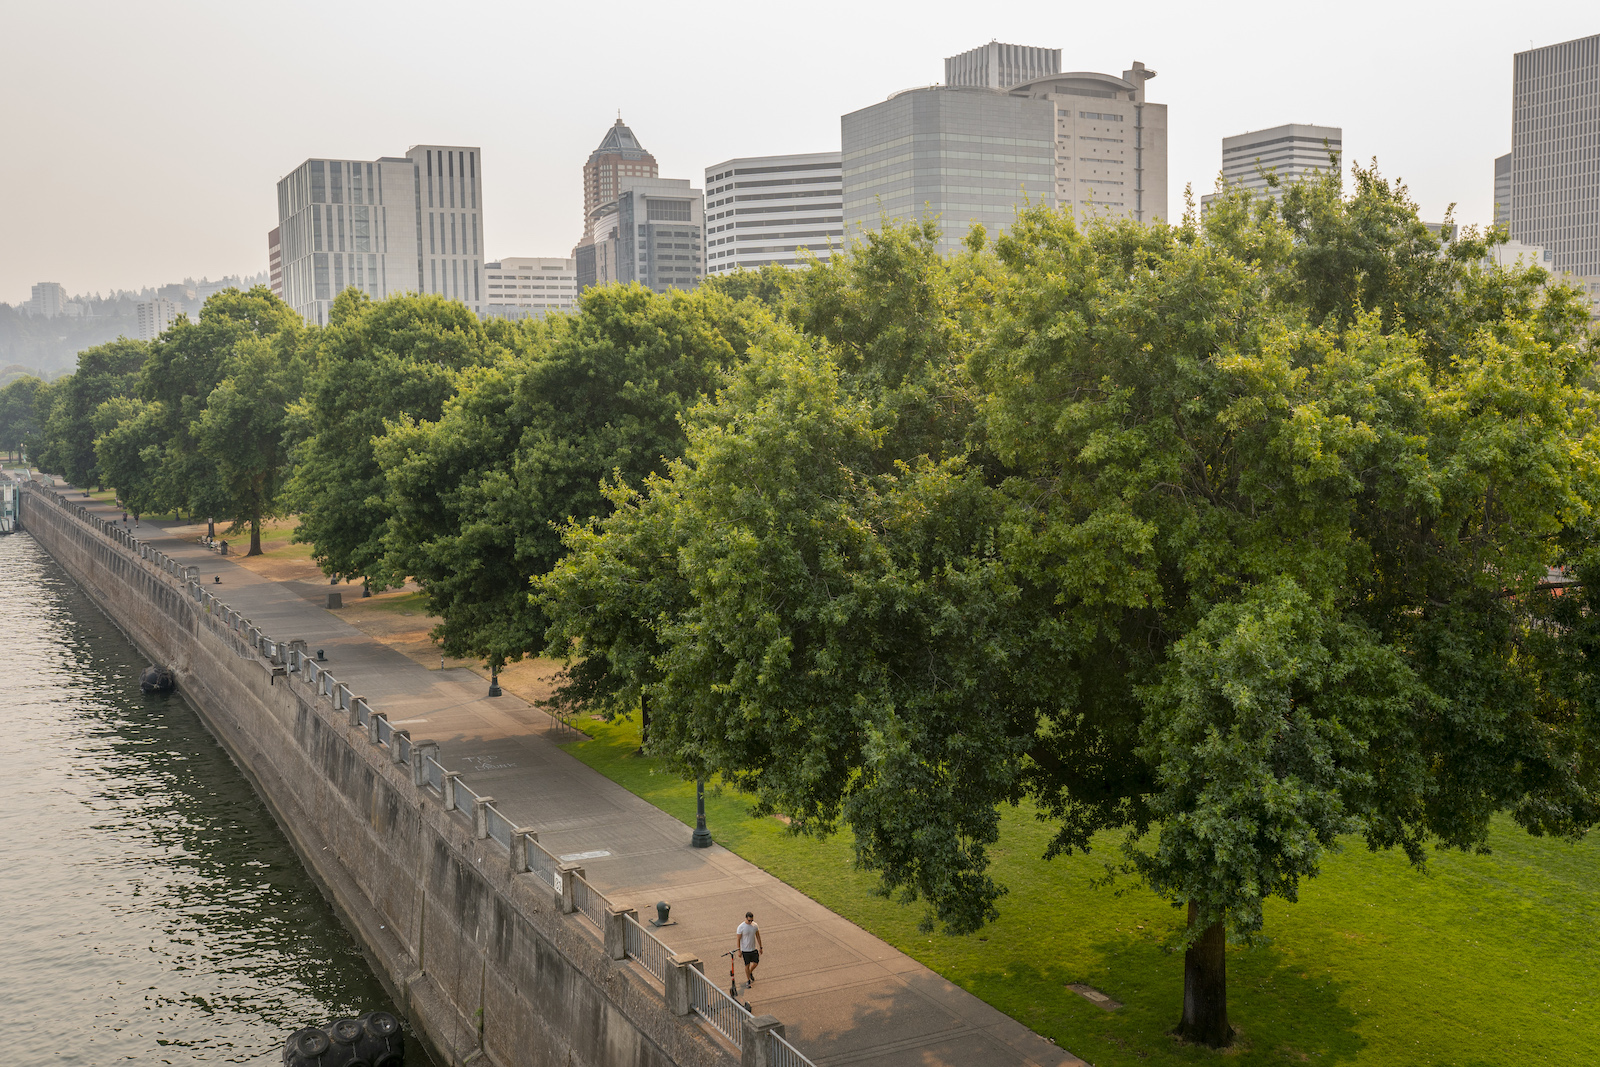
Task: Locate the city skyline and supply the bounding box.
[1,0,1594,304]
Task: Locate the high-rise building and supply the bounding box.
[483,258,578,319]
[581,119,658,244]
[1493,153,1512,229]
[945,41,1061,89]
[842,87,1055,253]
[1510,34,1600,278]
[704,152,842,275]
[275,145,483,325]
[1207,123,1341,205]
[576,179,704,293]
[268,227,284,301]
[1009,62,1167,224]
[136,298,181,341]
[26,282,66,318]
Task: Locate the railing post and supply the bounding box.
[605,906,635,961]
[346,689,361,728]
[442,771,462,811]
[558,863,585,914]
[742,1016,786,1067]
[472,796,495,839]
[412,741,439,788]
[665,954,701,1016]
[390,726,408,762]
[365,704,382,743]
[510,828,538,874]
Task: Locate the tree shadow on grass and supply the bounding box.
[949,933,1369,1067]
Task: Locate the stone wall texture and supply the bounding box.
[19,487,735,1067]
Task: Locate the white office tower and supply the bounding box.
[946,41,1061,89]
[275,146,483,325]
[704,153,842,275]
[26,282,66,318]
[1009,62,1167,224]
[1510,34,1600,279]
[136,298,181,341]
[1493,153,1512,228]
[483,258,578,319]
[1220,124,1341,198]
[576,179,704,294]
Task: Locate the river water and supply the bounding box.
[0,532,428,1064]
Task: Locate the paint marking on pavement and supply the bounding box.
[559,850,612,862]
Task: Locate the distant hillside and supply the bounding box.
[1,272,269,375]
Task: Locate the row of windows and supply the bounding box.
[425,257,481,304]
[424,149,478,212]
[426,212,479,257]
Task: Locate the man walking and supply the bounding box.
[735,911,763,988]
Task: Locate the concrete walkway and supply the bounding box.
[71,496,1082,1067]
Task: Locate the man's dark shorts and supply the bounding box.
[742,950,760,965]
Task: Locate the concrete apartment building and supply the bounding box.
[577,178,704,293]
[26,282,67,317]
[275,145,483,325]
[136,298,182,341]
[704,152,842,275]
[483,258,578,320]
[1509,34,1600,279]
[1494,153,1512,228]
[268,227,284,300]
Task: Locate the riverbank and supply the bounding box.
[22,481,1077,1067]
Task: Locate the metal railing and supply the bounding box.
[524,837,561,890]
[688,965,749,1052]
[25,482,823,1067]
[769,1030,809,1067]
[569,872,605,930]
[484,805,514,849]
[622,914,672,984]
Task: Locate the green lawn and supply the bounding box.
[561,715,1599,1067]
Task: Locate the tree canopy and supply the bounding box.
[377,283,770,671]
[539,173,1600,1045]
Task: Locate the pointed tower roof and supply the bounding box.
[589,118,651,162]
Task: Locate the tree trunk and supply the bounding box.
[1174,901,1232,1047]
[248,515,263,556]
[639,692,651,754]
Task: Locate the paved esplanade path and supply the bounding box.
[78,498,1081,1067]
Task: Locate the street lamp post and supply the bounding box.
[488,665,502,698]
[691,779,713,847]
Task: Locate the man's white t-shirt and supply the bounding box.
[737,921,759,952]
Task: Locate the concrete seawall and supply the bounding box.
[18,486,737,1067]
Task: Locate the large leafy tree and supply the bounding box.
[378,283,767,676]
[33,339,147,486]
[98,286,300,528]
[0,375,47,461]
[540,186,1600,1048]
[284,290,505,584]
[195,334,300,554]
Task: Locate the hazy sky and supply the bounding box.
[2,1,1594,306]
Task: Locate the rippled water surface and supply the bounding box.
[0,532,427,1064]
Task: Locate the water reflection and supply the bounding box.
[0,532,427,1064]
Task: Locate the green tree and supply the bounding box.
[284,290,504,584]
[33,339,147,487]
[91,396,165,518]
[0,375,46,461]
[540,191,1600,1048]
[137,286,299,518]
[379,283,766,677]
[196,335,299,554]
